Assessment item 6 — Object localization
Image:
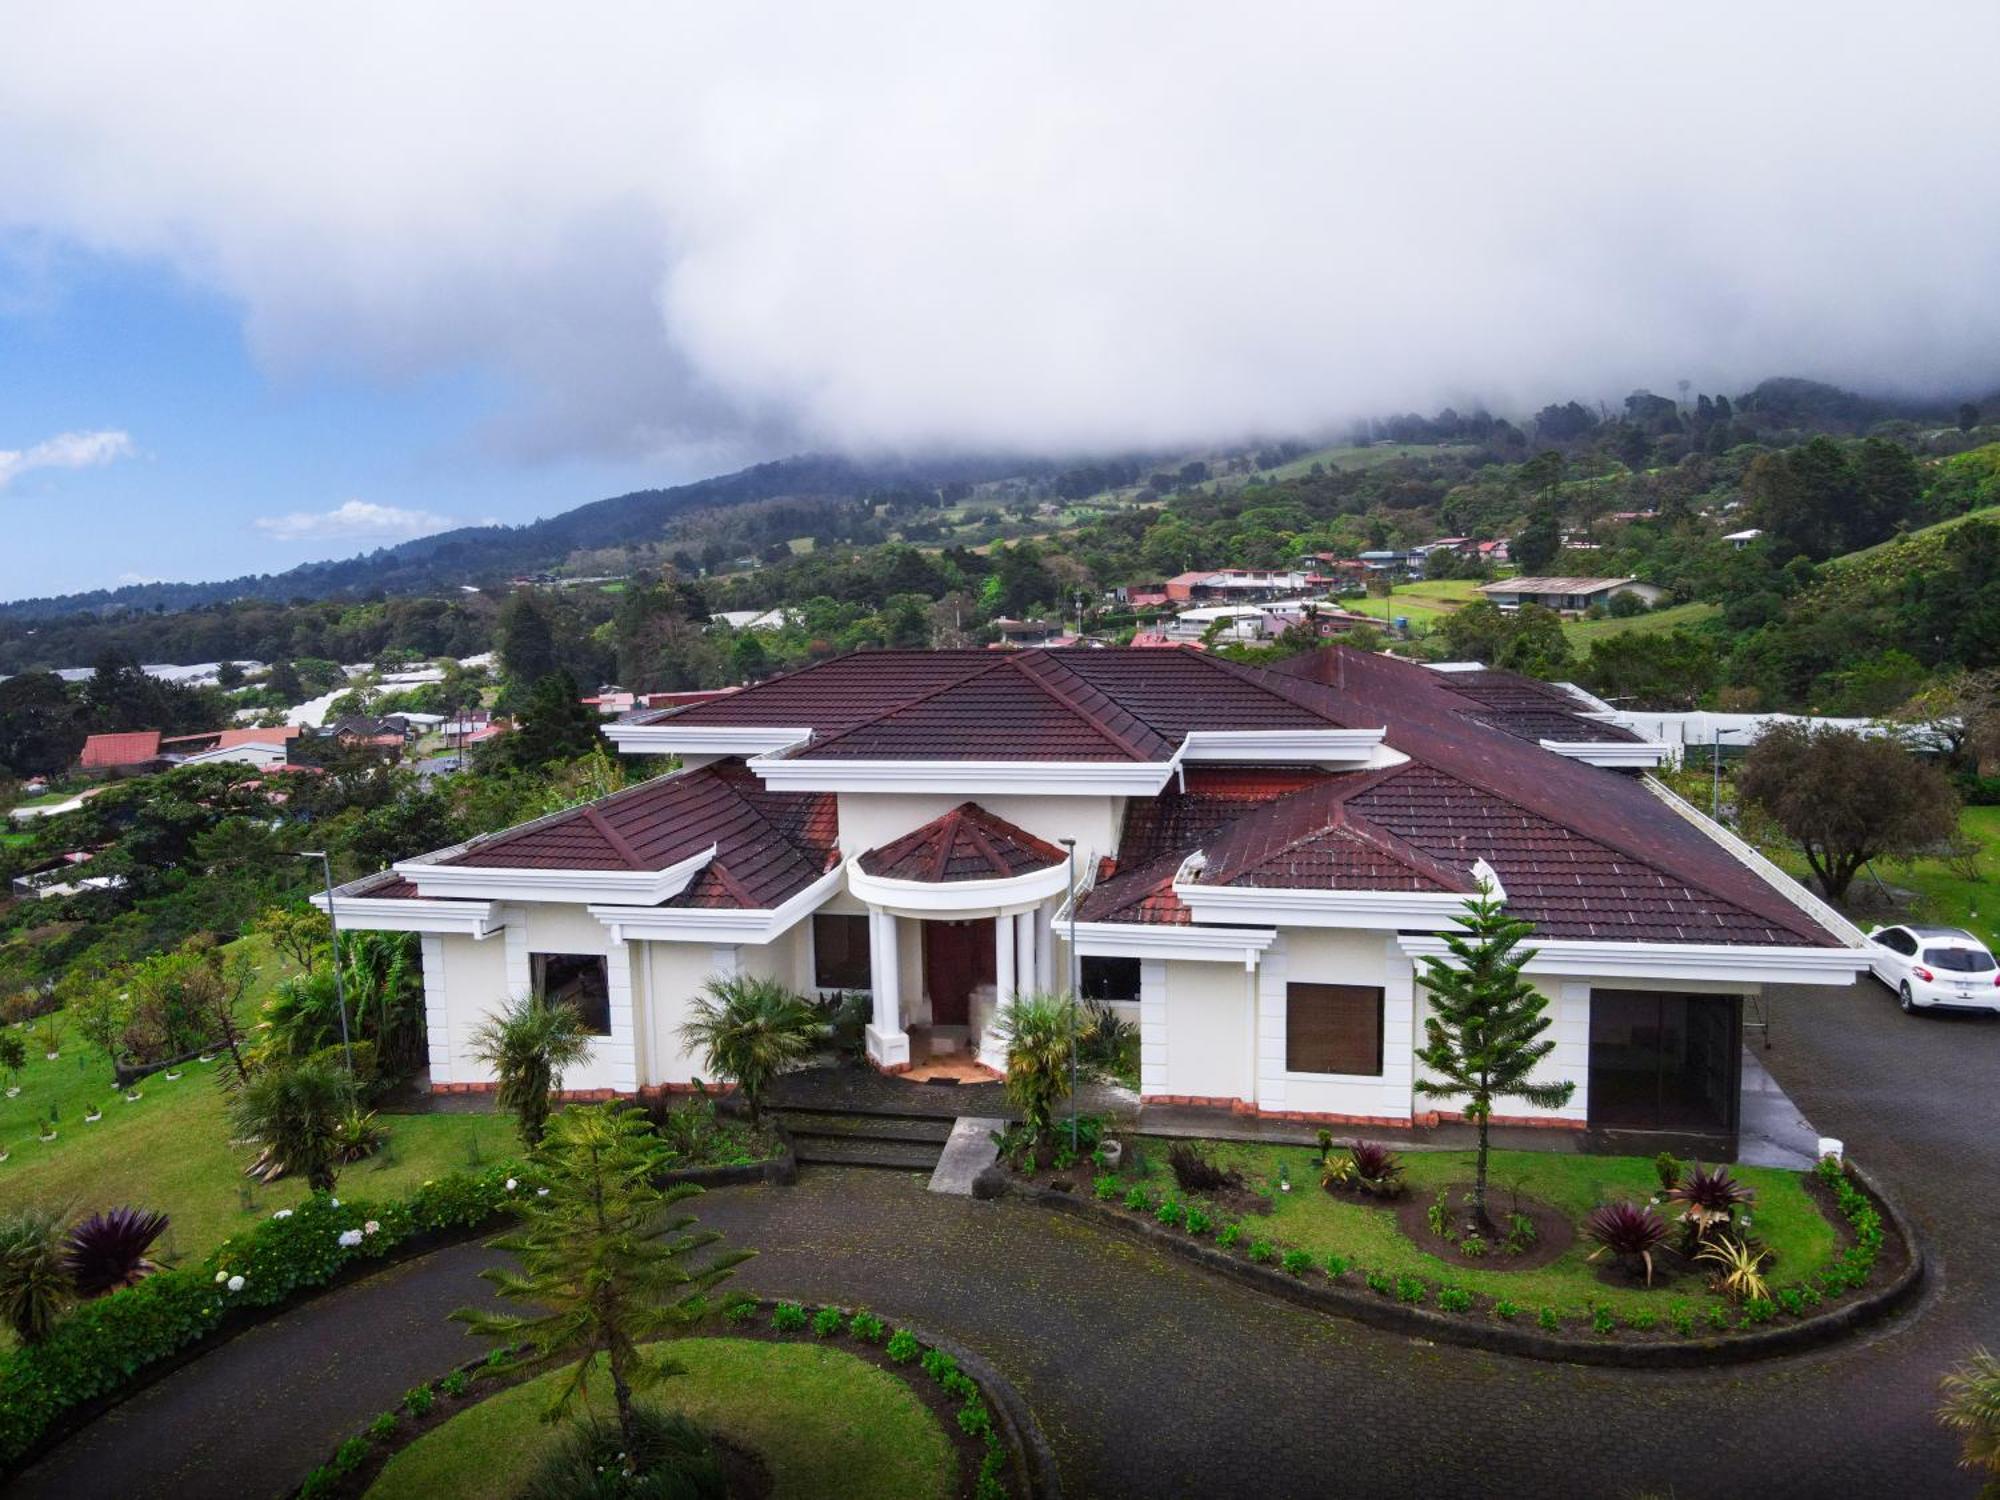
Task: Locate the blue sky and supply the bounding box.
[0,240,691,601]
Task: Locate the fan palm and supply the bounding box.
[678,976,821,1125]
[1939,1346,2000,1492]
[470,992,595,1148]
[0,1206,74,1344]
[231,1057,357,1193]
[995,992,1088,1143]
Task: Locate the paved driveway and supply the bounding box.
[17,977,1999,1499]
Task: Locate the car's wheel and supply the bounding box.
[1899,981,1918,1014]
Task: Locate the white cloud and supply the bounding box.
[252,499,481,543]
[0,428,133,489]
[0,7,1997,460]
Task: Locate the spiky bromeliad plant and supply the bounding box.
[679,975,822,1127]
[1322,1140,1408,1198]
[1665,1162,1756,1245]
[455,1103,750,1466]
[1584,1201,1672,1286]
[1938,1346,2000,1494]
[995,992,1090,1147]
[1696,1234,1772,1304]
[1414,888,1575,1230]
[470,992,595,1147]
[65,1207,170,1297]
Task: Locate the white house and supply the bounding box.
[1477,577,1670,612]
[319,645,1867,1154]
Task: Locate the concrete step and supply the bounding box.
[792,1135,945,1171]
[774,1109,958,1145]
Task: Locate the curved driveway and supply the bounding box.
[16,979,1996,1499]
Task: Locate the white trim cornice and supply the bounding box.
[1069,920,1277,968]
[589,864,843,946]
[1539,738,1672,769]
[1395,934,1870,986]
[751,757,1174,796]
[310,891,502,938]
[845,855,1073,916]
[394,845,717,905]
[1174,729,1388,764]
[604,723,812,758]
[1175,883,1476,929]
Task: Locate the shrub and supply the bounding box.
[1123,1186,1151,1212]
[1426,1189,1452,1238]
[1670,1303,1696,1337]
[993,993,1085,1143]
[1654,1151,1684,1192]
[1324,1140,1406,1198]
[1503,1211,1538,1255]
[1155,1200,1186,1230]
[1938,1346,2000,1490]
[1493,1299,1520,1321]
[1696,1236,1772,1304]
[1166,1141,1244,1194]
[1460,1234,1488,1259]
[466,994,592,1148]
[1093,1174,1120,1202]
[1395,1275,1426,1305]
[1740,1297,1777,1326]
[722,1294,756,1325]
[0,1207,73,1345]
[1777,1287,1807,1317]
[811,1305,845,1338]
[1583,1201,1671,1285]
[1591,1306,1616,1335]
[516,1405,723,1500]
[368,1411,399,1439]
[64,1207,171,1298]
[920,1346,959,1383]
[1537,1307,1560,1332]
[848,1310,886,1343]
[1665,1163,1755,1241]
[439,1369,470,1398]
[770,1301,808,1332]
[1705,1304,1730,1332]
[1437,1286,1473,1313]
[402,1384,434,1417]
[1625,1309,1659,1332]
[1324,1253,1350,1279]
[1248,1239,1276,1265]
[1281,1249,1313,1276]
[1218,1223,1244,1249]
[1184,1207,1214,1237]
[679,976,821,1128]
[885,1328,920,1364]
[1366,1270,1394,1295]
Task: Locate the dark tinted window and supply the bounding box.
[1879,928,1917,955]
[1925,947,1996,972]
[532,953,611,1036]
[1081,956,1141,1002]
[1286,984,1383,1075]
[813,914,872,990]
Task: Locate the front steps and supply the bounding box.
[773,1106,958,1173]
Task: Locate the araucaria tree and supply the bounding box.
[1737,722,1959,903]
[470,992,595,1148]
[455,1104,749,1463]
[679,976,821,1126]
[1415,889,1574,1230]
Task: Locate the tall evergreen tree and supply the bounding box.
[1414,889,1574,1230]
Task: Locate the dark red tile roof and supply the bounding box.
[79,731,161,768]
[1427,670,1643,745]
[859,803,1066,882]
[1193,779,1475,895]
[441,763,836,909]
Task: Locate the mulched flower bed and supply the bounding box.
[1388,1183,1574,1273]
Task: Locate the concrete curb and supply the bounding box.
[1017,1158,1925,1369]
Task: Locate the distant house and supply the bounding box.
[177,738,296,771]
[162,725,302,761]
[1116,584,1172,609]
[1476,577,1669,612]
[1476,539,1511,565]
[991,618,1068,648]
[709,608,798,632]
[323,715,416,750]
[581,691,639,715]
[1164,568,1328,604]
[441,709,493,738]
[636,689,741,713]
[11,850,126,901]
[1355,550,1412,576]
[77,731,163,773]
[1723,528,1764,550]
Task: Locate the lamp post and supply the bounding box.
[1061,837,1079,1152]
[299,850,355,1075]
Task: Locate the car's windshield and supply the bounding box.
[1924,947,1996,972]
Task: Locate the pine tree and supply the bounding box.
[456,1104,750,1462]
[1414,889,1574,1230]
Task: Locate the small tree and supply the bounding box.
[1939,1346,2000,1492]
[0,1031,24,1093]
[231,1056,357,1193]
[1737,722,1960,903]
[1414,890,1574,1230]
[471,993,594,1148]
[455,1104,749,1461]
[0,1206,74,1344]
[254,904,331,973]
[678,976,821,1126]
[995,993,1087,1146]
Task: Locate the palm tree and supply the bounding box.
[678,976,821,1125]
[231,1057,357,1193]
[455,1104,749,1460]
[1939,1346,2000,1494]
[996,992,1088,1145]
[470,993,594,1148]
[0,1206,74,1344]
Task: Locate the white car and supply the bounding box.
[1865,924,2000,1014]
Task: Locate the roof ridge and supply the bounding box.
[703,858,759,907]
[1009,651,1168,760]
[578,803,651,871]
[954,807,1011,878]
[799,654,1018,757]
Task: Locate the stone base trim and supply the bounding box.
[428,1081,737,1103]
[1139,1095,1588,1130]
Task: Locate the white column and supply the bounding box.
[1034,903,1055,993]
[995,912,1017,1005]
[1255,937,1288,1113]
[1138,958,1168,1096]
[865,907,909,1067]
[419,934,452,1085]
[603,936,638,1095]
[1015,910,1035,998]
[1383,941,1417,1120]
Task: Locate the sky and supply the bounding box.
[2,2,1999,601]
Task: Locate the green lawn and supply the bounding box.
[0,936,507,1263]
[1262,442,1480,482]
[1129,1141,1837,1318]
[1867,804,2000,948]
[1563,599,1721,647]
[367,1339,957,1500]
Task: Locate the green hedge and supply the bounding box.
[0,1165,527,1468]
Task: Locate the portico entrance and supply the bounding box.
[923,918,995,1027]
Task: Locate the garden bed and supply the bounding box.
[293,1304,1056,1500]
[1011,1137,1921,1365]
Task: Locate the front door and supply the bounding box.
[923,920,994,1026]
[1588,990,1742,1136]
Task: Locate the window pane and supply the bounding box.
[1926,947,1995,972]
[532,953,611,1036]
[1081,956,1141,1002]
[1286,983,1383,1075]
[813,914,872,991]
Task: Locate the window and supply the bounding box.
[531,953,611,1036]
[1925,947,1996,972]
[1286,983,1383,1076]
[1081,956,1141,1003]
[812,914,872,991]
[1878,928,1917,956]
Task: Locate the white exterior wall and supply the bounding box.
[835,792,1122,869]
[639,941,725,1087]
[1257,930,1414,1121]
[431,930,509,1084]
[1158,959,1256,1101]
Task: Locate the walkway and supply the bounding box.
[17,977,1998,1499]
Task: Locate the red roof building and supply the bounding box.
[78,731,163,770]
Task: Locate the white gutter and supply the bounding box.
[1539,738,1674,769]
[604,723,812,758]
[1397,933,1869,986]
[395,843,717,905]
[589,864,843,945]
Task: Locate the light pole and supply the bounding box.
[299,851,355,1074]
[1061,837,1079,1152]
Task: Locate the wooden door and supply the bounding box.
[923,920,993,1026]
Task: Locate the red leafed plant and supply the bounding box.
[64,1207,170,1297]
[1584,1201,1671,1285]
[1664,1163,1755,1240]
[1323,1139,1407,1199]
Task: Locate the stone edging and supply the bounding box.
[2,1148,796,1482]
[286,1298,1063,1500]
[1013,1159,1925,1369]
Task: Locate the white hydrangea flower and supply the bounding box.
[227,1275,245,1293]
[329,1198,340,1208]
[214,1270,228,1284]
[273,1209,293,1220]
[363,1220,380,1235]
[337,1228,363,1247]
[536,1187,549,1197]
[505,1178,518,1192]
